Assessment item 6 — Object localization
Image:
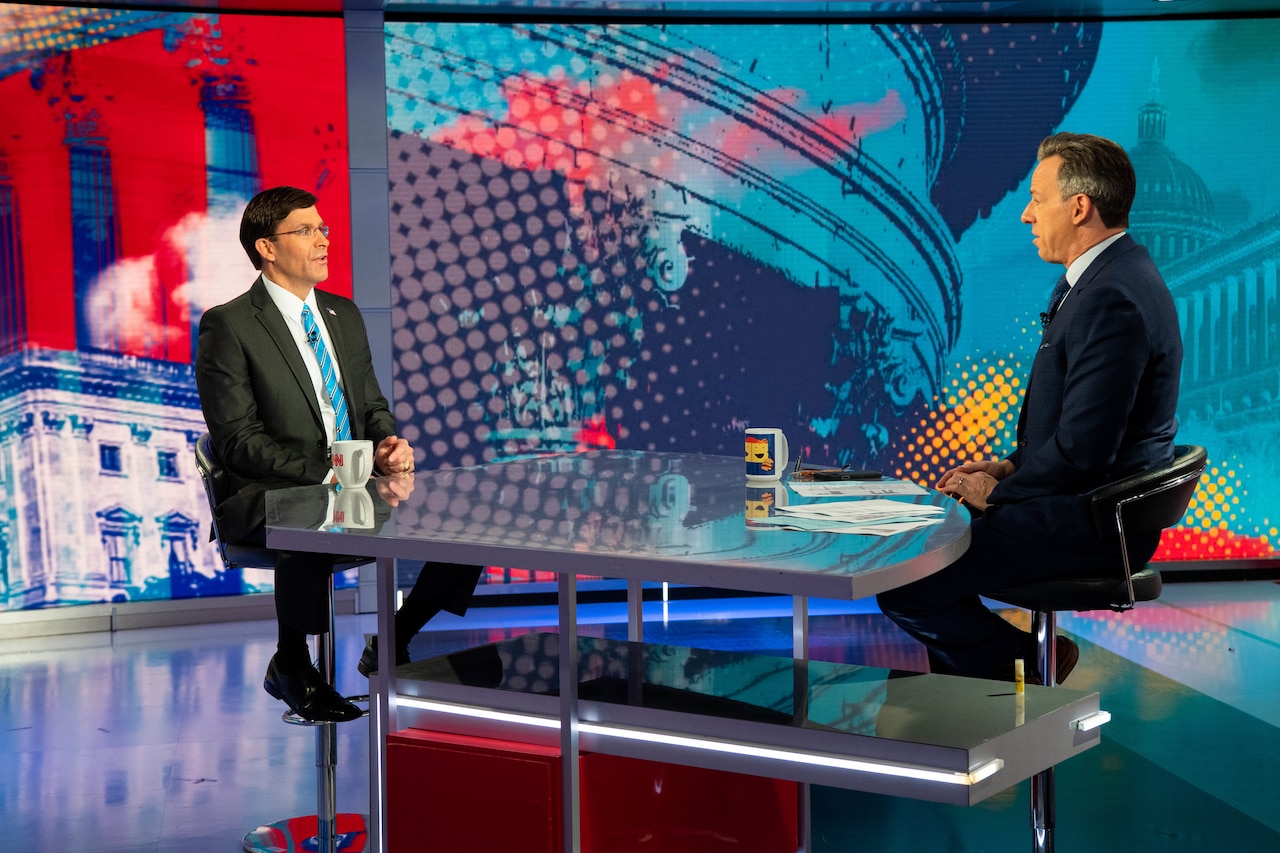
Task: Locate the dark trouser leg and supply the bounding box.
[878,585,1028,679]
[274,623,311,672]
[876,517,1119,679]
[273,550,339,669]
[394,562,483,646]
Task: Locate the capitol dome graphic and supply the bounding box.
[1128,62,1222,264]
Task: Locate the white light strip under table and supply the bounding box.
[398,696,1005,786]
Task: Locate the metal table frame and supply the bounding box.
[264,450,1101,853]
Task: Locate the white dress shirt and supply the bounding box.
[1056,231,1127,312]
[261,276,345,446]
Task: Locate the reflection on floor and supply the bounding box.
[1,580,1278,852]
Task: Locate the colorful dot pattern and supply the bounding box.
[894,354,1273,561]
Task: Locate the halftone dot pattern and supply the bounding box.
[382,454,736,578]
[1156,462,1274,560]
[891,356,1023,485]
[388,134,662,468]
[431,72,676,213]
[378,21,1254,565]
[892,353,1273,561]
[1155,526,1276,560]
[1189,464,1239,530]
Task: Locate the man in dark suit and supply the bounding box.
[196,186,480,721]
[877,133,1182,683]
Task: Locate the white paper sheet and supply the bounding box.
[750,516,943,536]
[775,499,944,520]
[754,497,946,536]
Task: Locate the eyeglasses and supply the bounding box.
[269,225,330,239]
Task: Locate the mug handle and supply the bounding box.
[354,447,371,481]
[352,492,371,525]
[775,430,789,474]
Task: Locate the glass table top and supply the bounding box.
[265,450,970,600]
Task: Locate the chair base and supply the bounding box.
[243,813,369,853]
[280,696,370,727]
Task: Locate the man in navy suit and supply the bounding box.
[877,133,1182,683]
[196,187,480,721]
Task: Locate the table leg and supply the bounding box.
[792,595,808,660]
[1032,765,1055,852]
[559,571,581,853]
[627,578,643,642]
[792,595,811,853]
[315,574,338,853]
[367,555,397,853]
[1031,611,1056,852]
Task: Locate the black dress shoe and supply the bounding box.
[1026,636,1081,686]
[264,656,362,722]
[357,636,411,677]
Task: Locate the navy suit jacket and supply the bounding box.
[985,234,1182,548]
[195,277,397,545]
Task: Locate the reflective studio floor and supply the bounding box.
[2,579,1279,853]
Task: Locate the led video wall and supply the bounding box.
[0,5,349,610]
[2,8,1278,613]
[383,18,1280,564]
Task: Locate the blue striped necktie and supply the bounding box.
[301,304,352,441]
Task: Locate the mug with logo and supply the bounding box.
[331,439,374,488]
[330,485,375,530]
[744,428,789,482]
[744,481,788,527]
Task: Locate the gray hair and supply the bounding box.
[1037,133,1136,229]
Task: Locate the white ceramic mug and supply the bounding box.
[744,428,789,482]
[331,439,374,488]
[330,486,375,530]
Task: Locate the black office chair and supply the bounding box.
[195,432,371,853]
[988,443,1207,853]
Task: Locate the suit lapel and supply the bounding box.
[248,277,324,429]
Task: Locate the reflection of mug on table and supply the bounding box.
[745,428,789,481]
[330,486,375,530]
[744,481,788,525]
[332,439,374,488]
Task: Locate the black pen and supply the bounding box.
[811,469,882,482]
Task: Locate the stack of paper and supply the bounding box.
[750,499,945,537]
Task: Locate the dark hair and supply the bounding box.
[239,186,318,269]
[1036,133,1136,229]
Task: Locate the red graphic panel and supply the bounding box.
[0,10,350,360]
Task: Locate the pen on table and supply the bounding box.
[791,458,856,481]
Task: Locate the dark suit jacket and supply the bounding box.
[985,234,1182,548]
[195,277,398,545]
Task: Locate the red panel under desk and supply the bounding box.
[387,728,798,853]
[387,729,563,852]
[581,752,799,852]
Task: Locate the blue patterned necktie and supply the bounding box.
[301,304,352,441]
[1040,275,1071,328]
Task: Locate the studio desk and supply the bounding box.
[264,450,1108,853]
